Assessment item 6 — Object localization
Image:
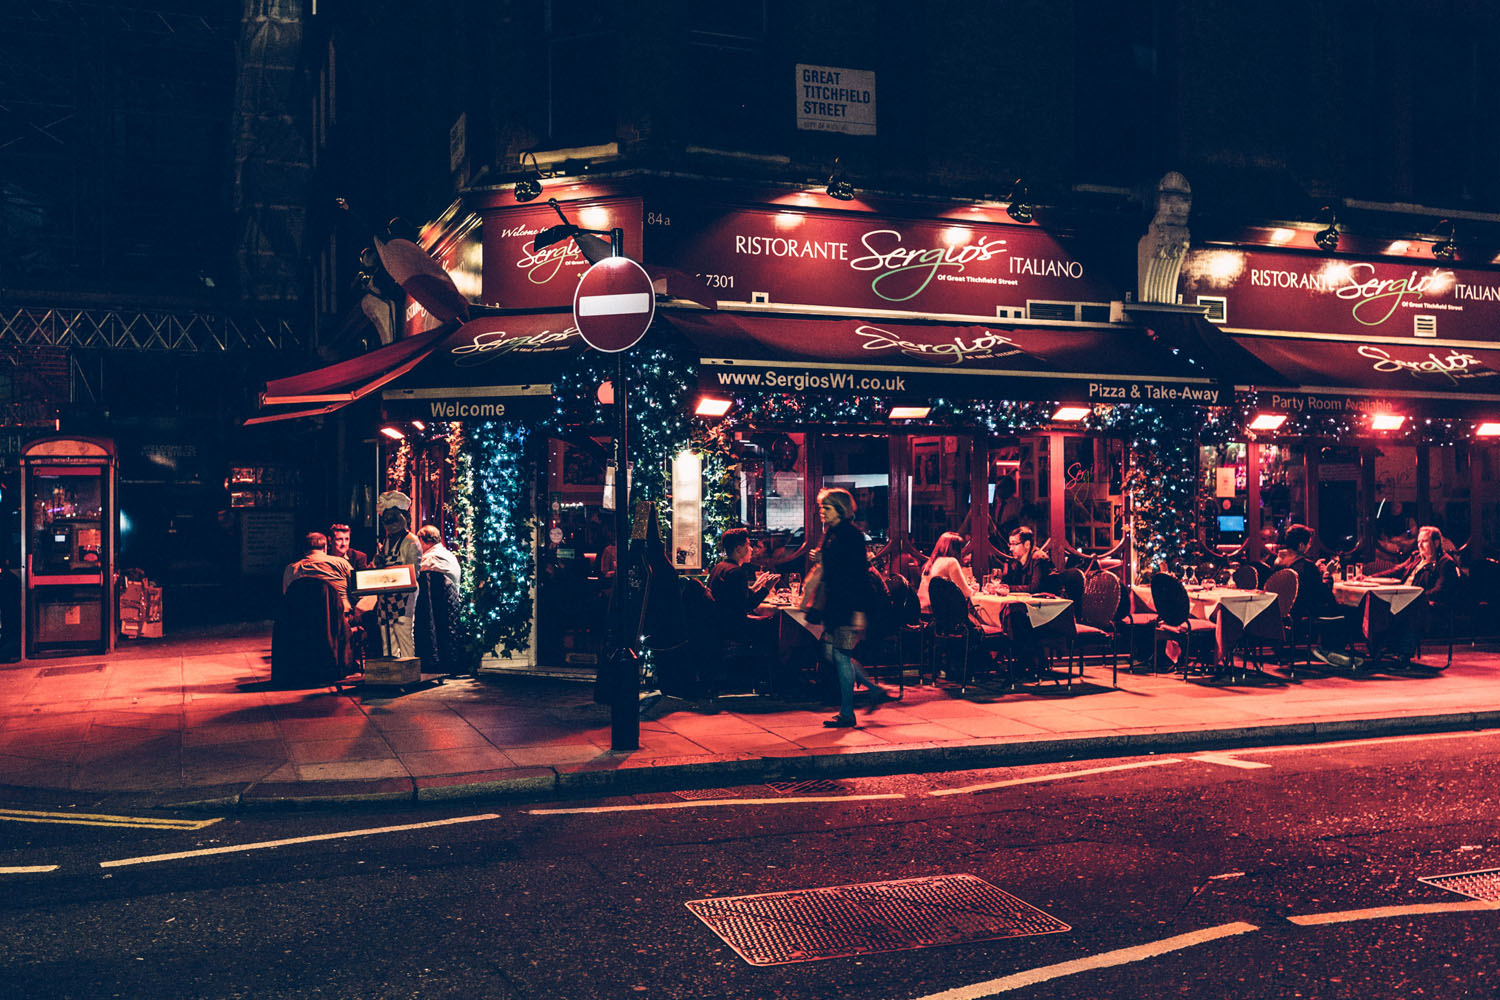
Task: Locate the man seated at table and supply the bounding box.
[282,531,353,613]
[1000,527,1048,594]
[1276,524,1347,665]
[1367,525,1459,666]
[709,527,776,634]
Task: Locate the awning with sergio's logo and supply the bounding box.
[671,310,1232,405]
[1228,333,1500,417]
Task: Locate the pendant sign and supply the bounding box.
[572,257,656,353]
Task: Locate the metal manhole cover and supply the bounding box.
[672,786,752,800]
[766,779,845,794]
[686,874,1070,966]
[38,663,106,678]
[1419,868,1500,901]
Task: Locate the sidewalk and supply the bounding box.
[3,627,1498,812]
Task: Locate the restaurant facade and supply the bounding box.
[254,174,1500,672]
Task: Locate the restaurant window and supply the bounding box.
[731,431,807,560]
[1197,442,1248,551]
[1259,443,1306,541]
[1063,436,1123,552]
[543,0,617,146]
[908,435,973,553]
[538,436,613,666]
[990,438,1049,544]
[1426,443,1472,548]
[684,1,773,151]
[822,434,888,545]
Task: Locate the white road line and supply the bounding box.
[928,759,1182,797]
[0,808,222,831]
[99,813,500,869]
[577,292,652,316]
[1191,753,1272,770]
[1228,729,1500,758]
[0,865,59,874]
[1287,901,1500,925]
[907,921,1259,999]
[528,793,904,815]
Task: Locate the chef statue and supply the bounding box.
[373,490,422,659]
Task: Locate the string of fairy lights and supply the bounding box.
[389,338,1498,660]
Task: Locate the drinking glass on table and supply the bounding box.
[1354,563,1364,580]
[788,572,801,599]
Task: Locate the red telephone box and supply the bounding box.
[20,436,117,658]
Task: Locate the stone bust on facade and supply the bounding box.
[1137,171,1192,304]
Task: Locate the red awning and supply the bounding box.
[1229,334,1500,414]
[671,310,1231,406]
[259,325,452,406]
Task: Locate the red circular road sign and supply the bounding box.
[572,257,656,353]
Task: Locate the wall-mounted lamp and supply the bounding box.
[379,425,406,440]
[1314,206,1340,252]
[825,157,855,200]
[1477,422,1500,437]
[1432,219,1457,261]
[1051,405,1091,422]
[1248,413,1288,431]
[694,397,733,417]
[533,198,619,264]
[1370,412,1406,431]
[1005,180,1033,224]
[889,405,931,420]
[514,152,544,202]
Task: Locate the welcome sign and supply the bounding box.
[479,197,644,310]
[1182,247,1500,341]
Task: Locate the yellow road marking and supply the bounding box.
[909,922,1260,999]
[1288,900,1500,925]
[0,808,222,831]
[100,813,501,868]
[928,759,1182,797]
[528,793,904,815]
[0,865,59,874]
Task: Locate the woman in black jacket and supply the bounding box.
[1371,525,1459,664]
[811,487,889,727]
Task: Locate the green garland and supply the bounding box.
[462,420,535,659]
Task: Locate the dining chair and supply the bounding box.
[1073,570,1122,686]
[1230,564,1260,591]
[927,577,1006,693]
[1148,572,1216,678]
[1260,567,1300,673]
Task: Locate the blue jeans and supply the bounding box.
[827,639,877,720]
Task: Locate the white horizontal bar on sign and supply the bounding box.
[577,292,653,317]
[382,384,553,399]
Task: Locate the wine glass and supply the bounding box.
[788,572,801,598]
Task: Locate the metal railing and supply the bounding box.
[0,305,303,352]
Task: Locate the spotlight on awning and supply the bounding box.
[1051,405,1091,422]
[1432,218,1457,261]
[1476,422,1500,437]
[1314,205,1339,252]
[825,157,855,200]
[1248,413,1288,431]
[514,153,543,202]
[889,405,931,420]
[1370,412,1406,431]
[379,425,407,440]
[694,397,733,417]
[410,420,426,432]
[1005,180,1033,224]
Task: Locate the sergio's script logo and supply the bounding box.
[450,328,580,366]
[513,240,587,285]
[856,324,1022,365]
[1337,263,1456,326]
[849,229,1009,302]
[1356,344,1486,383]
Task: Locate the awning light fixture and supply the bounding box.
[1248,413,1288,431]
[889,405,931,420]
[1432,219,1457,261]
[379,425,406,440]
[694,397,733,417]
[1370,412,1406,431]
[1051,405,1091,422]
[825,157,855,201]
[1314,206,1340,252]
[513,152,543,203]
[1476,422,1500,437]
[409,420,426,432]
[1005,180,1033,224]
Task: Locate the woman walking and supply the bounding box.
[810,487,887,727]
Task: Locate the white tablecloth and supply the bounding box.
[1131,585,1275,624]
[1333,580,1424,616]
[971,593,1073,630]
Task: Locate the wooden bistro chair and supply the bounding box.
[927,577,1006,694]
[1148,572,1216,679]
[1259,567,1300,673]
[1230,563,1261,591]
[1073,569,1122,686]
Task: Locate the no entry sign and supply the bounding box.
[572,257,656,353]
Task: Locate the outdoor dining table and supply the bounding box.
[1131,584,1280,664]
[1332,578,1425,649]
[970,592,1074,633]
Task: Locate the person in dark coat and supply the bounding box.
[808,487,889,727]
[1371,525,1459,664]
[1000,526,1047,594]
[708,527,775,634]
[271,576,351,686]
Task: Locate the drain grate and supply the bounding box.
[37,663,106,678]
[1419,868,1500,901]
[686,874,1070,966]
[766,779,845,795]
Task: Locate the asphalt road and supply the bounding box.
[3,730,1499,999]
